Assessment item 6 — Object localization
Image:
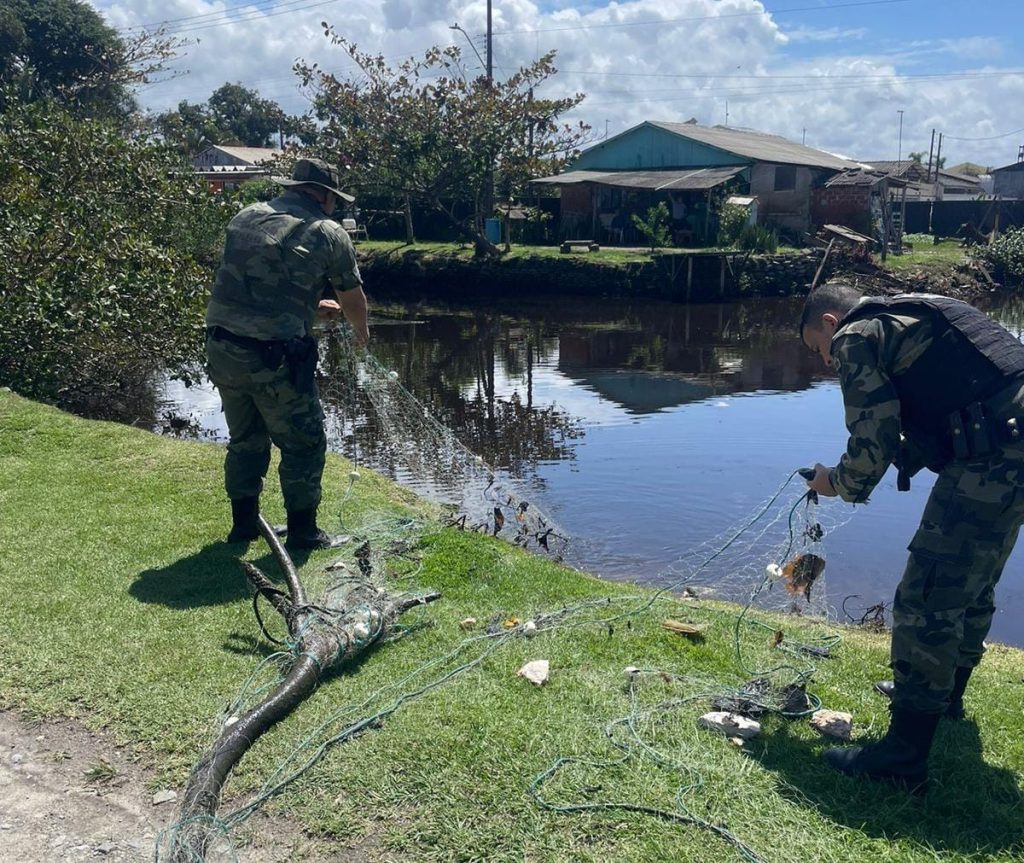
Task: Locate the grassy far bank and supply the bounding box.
[357,236,977,282]
[357,239,803,267]
[1,390,1023,862]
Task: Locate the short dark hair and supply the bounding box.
[799,282,864,341]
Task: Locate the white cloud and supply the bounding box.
[782,25,869,43]
[91,0,1024,167]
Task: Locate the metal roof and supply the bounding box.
[993,161,1024,173]
[862,160,980,186]
[531,166,746,191]
[824,169,904,188]
[205,145,282,165]
[647,122,857,170]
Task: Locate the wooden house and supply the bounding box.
[862,160,984,201]
[992,159,1024,200]
[531,120,858,244]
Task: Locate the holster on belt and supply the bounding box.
[282,336,318,393]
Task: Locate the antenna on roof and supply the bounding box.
[1018,143,1023,163]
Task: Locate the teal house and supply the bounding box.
[532,120,858,245]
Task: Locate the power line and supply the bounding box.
[136,0,343,37]
[498,66,1024,83]
[122,0,287,31]
[488,0,912,37]
[941,126,1024,142]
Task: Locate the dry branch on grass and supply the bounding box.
[165,517,441,862]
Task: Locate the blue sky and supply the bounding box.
[95,0,1024,167]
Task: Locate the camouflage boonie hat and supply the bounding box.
[272,157,355,202]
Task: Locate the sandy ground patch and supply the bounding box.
[0,708,349,862]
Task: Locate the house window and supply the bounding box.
[774,165,797,191]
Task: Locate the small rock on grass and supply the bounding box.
[809,710,853,740]
[152,790,177,806]
[517,660,549,686]
[698,711,761,739]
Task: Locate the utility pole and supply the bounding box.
[486,0,493,82]
[484,0,494,237]
[802,127,806,145]
[725,100,729,126]
[926,128,936,182]
[896,109,904,170]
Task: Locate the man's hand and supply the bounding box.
[807,463,838,497]
[316,299,343,321]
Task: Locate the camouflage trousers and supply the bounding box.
[206,335,326,513]
[891,442,1024,713]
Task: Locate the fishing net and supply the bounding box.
[318,325,571,562]
[157,326,856,863]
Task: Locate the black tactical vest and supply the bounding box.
[837,294,1024,468]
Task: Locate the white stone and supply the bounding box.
[522,621,537,637]
[517,660,550,686]
[698,712,761,739]
[809,710,853,740]
[766,563,783,580]
[152,790,177,806]
[623,666,641,683]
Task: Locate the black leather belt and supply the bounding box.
[206,325,283,350]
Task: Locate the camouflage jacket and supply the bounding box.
[829,306,1024,503]
[206,191,362,341]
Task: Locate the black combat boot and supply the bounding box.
[945,666,974,720]
[874,666,974,719]
[284,508,349,551]
[824,706,940,794]
[227,496,260,543]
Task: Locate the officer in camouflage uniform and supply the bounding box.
[206,158,369,550]
[800,282,1024,792]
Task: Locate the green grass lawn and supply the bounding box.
[1,389,1022,862]
[879,238,970,275]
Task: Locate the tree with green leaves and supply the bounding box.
[154,82,317,155]
[0,96,233,416]
[298,30,588,255]
[0,0,177,122]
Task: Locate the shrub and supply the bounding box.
[738,224,779,254]
[0,97,233,415]
[717,203,748,246]
[631,202,672,251]
[979,228,1024,285]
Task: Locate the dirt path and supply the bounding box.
[0,708,340,862]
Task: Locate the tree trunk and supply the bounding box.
[432,196,500,259]
[164,518,440,862]
[403,193,415,245]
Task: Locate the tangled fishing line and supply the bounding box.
[156,327,855,863]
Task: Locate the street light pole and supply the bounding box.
[449,14,496,245]
[449,22,486,72]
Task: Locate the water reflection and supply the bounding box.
[157,292,1024,647]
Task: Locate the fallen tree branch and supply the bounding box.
[164,516,441,862]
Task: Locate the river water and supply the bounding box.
[159,293,1024,647]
